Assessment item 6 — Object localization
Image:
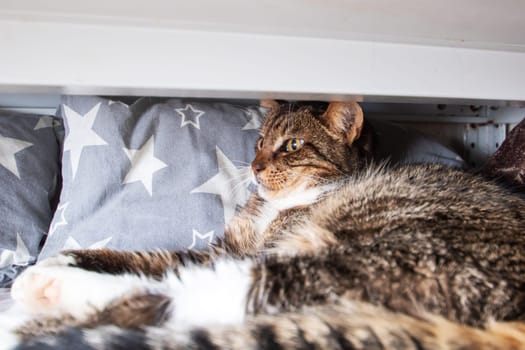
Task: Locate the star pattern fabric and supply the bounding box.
[0,110,62,286]
[63,103,108,179]
[242,107,266,130]
[0,234,33,269]
[191,146,252,224]
[0,135,33,178]
[39,96,264,260]
[62,236,112,250]
[123,136,168,196]
[48,202,69,236]
[34,116,60,130]
[188,229,215,249]
[175,104,205,129]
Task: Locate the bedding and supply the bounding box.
[38,96,265,259]
[0,96,467,282]
[367,119,464,168]
[0,111,62,286]
[37,96,466,261]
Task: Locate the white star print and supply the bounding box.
[175,104,205,129]
[242,107,265,130]
[62,236,113,250]
[34,116,60,130]
[188,229,215,249]
[0,233,33,269]
[62,103,108,180]
[0,135,33,179]
[191,147,251,224]
[48,202,69,236]
[123,135,168,196]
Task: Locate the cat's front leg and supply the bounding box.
[52,249,213,278]
[3,259,171,350]
[10,257,163,320]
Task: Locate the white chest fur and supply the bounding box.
[253,184,335,236]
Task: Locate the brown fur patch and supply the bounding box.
[94,293,172,329]
[63,249,212,278]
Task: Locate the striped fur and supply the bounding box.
[14,301,525,350]
[4,102,525,349]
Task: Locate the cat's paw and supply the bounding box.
[10,266,63,313]
[10,254,80,316]
[11,262,151,320]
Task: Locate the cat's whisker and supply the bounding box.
[213,176,245,186]
[290,171,325,180]
[229,177,253,197]
[216,165,251,172]
[229,175,251,188]
[214,167,252,184]
[221,172,251,183]
[224,179,252,195]
[221,173,253,196]
[288,170,327,183]
[230,160,252,166]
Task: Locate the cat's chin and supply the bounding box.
[257,181,335,212]
[256,185,276,201]
[256,181,312,202]
[257,184,294,202]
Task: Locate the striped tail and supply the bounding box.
[14,301,525,350]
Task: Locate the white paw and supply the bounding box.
[9,253,79,314]
[11,263,153,320]
[11,265,64,315]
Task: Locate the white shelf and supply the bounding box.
[1,0,524,103]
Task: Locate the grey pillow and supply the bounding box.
[369,119,464,168]
[39,96,264,258]
[0,111,62,286]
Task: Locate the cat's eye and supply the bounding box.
[282,138,304,153]
[257,138,264,150]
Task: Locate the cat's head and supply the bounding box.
[252,101,371,201]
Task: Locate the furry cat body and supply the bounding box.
[2,102,525,349]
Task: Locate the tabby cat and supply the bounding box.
[2,102,525,350]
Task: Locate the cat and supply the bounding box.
[2,101,525,350]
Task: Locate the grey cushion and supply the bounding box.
[39,96,264,258]
[369,119,464,168]
[0,111,61,286]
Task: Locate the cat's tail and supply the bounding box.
[12,301,525,350]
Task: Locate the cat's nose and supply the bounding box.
[252,161,266,174]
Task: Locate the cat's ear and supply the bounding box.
[321,102,364,145]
